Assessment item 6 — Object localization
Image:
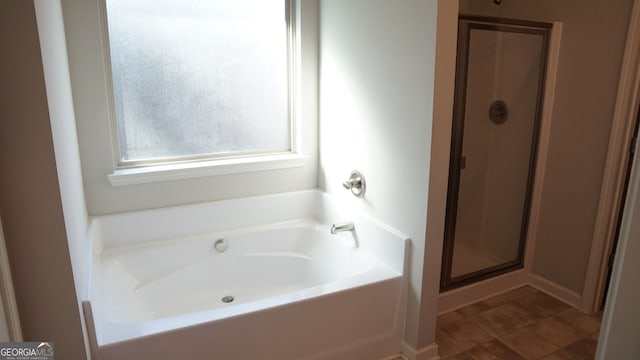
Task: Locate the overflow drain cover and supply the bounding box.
[221,296,234,303]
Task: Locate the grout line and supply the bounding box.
[437,286,603,359]
[491,337,530,360]
[437,328,467,355]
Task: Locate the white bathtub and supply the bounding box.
[86,190,409,360]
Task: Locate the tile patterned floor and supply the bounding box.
[437,286,602,360]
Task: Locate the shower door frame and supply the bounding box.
[440,16,552,291]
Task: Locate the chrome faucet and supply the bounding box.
[330,222,355,234]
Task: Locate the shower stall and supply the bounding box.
[441,17,551,290]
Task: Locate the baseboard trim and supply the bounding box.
[527,273,582,309]
[437,270,528,314]
[402,342,439,360]
[380,354,405,360]
[437,270,585,315]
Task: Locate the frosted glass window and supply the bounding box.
[105,0,291,163]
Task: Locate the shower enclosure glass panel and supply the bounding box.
[441,18,550,290]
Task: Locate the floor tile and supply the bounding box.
[466,339,525,360]
[436,329,463,358]
[500,327,559,360]
[473,307,526,337]
[456,301,493,318]
[482,292,514,308]
[441,318,495,350]
[562,338,598,360]
[483,286,539,307]
[495,301,544,326]
[437,286,602,359]
[438,311,464,328]
[539,350,574,360]
[554,308,603,337]
[520,292,572,316]
[442,351,476,360]
[527,318,583,347]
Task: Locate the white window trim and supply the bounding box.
[108,153,308,186]
[101,0,301,185]
[61,0,317,214]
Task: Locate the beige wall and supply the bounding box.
[460,0,634,293]
[0,2,87,359]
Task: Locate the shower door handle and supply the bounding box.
[460,156,466,170]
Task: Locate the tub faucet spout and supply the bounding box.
[331,222,355,234]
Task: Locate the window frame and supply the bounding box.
[101,0,303,185]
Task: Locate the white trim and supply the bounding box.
[401,342,439,360]
[524,22,563,273]
[108,153,308,186]
[527,273,582,309]
[379,354,404,360]
[582,0,640,314]
[96,0,119,171]
[438,270,528,314]
[82,301,101,360]
[597,93,640,359]
[0,217,22,341]
[437,272,582,316]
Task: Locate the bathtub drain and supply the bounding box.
[221,296,234,304]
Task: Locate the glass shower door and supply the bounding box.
[441,18,551,290]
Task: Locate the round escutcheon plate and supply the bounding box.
[489,100,509,125]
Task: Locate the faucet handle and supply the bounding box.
[343,178,359,189]
[343,170,366,198]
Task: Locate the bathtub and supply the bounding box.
[86,190,409,360]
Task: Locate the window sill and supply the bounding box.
[107,153,308,187]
